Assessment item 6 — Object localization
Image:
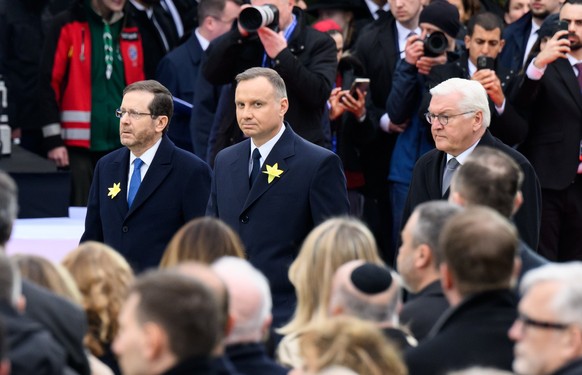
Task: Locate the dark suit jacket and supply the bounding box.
[553,359,582,375]
[207,125,349,326]
[128,3,178,79]
[81,136,212,272]
[226,343,289,375]
[498,12,532,72]
[22,280,89,375]
[512,58,582,191]
[156,32,204,151]
[402,130,542,250]
[425,53,528,146]
[399,280,449,342]
[405,290,517,375]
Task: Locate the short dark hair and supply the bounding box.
[563,0,582,6]
[123,80,174,130]
[467,12,504,36]
[411,201,462,267]
[440,207,518,296]
[451,146,523,219]
[0,171,17,247]
[130,270,221,359]
[198,0,242,20]
[235,67,287,99]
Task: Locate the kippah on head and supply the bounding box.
[419,0,462,38]
[350,263,392,294]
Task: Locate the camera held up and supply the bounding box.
[423,31,448,57]
[239,4,279,33]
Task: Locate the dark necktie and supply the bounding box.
[249,149,261,187]
[128,158,143,207]
[575,63,582,93]
[442,158,460,196]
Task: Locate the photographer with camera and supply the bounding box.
[510,0,582,262]
[384,0,462,260]
[424,12,529,148]
[201,0,337,157]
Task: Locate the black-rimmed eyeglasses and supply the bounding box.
[425,111,475,126]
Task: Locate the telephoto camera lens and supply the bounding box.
[239,4,279,33]
[423,31,448,57]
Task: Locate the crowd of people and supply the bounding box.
[0,0,582,373]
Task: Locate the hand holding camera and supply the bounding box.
[533,26,571,69]
[405,32,448,75]
[472,57,504,106]
[238,4,286,58]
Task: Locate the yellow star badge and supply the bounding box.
[108,182,121,199]
[262,163,284,184]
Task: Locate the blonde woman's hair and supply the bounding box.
[62,241,134,356]
[278,217,384,336]
[299,316,408,375]
[160,217,245,268]
[12,254,82,304]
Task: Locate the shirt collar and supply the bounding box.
[364,0,390,18]
[396,21,421,42]
[130,137,162,167]
[195,27,210,51]
[468,59,477,77]
[446,138,480,164]
[250,124,286,165]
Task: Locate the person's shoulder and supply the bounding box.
[172,145,210,169]
[416,148,442,166]
[504,12,531,35]
[489,136,533,168]
[293,133,336,160]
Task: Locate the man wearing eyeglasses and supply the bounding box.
[81,80,212,272]
[400,77,541,260]
[509,262,582,375]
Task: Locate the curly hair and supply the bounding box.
[62,241,134,356]
[299,316,408,375]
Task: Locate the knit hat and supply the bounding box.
[419,0,462,38]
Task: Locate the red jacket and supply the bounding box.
[39,3,144,150]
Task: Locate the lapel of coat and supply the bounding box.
[553,58,582,112]
[111,149,131,218]
[126,136,173,218]
[187,33,202,66]
[382,16,400,73]
[227,140,253,210]
[242,126,295,212]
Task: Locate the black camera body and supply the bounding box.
[477,56,495,70]
[423,31,448,57]
[557,20,569,40]
[239,4,279,33]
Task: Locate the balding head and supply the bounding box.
[329,261,401,327]
[212,257,272,344]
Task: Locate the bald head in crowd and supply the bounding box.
[211,256,272,344]
[329,260,400,327]
[510,262,582,375]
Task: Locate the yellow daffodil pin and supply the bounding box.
[108,182,121,199]
[262,163,284,184]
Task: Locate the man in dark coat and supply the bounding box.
[402,77,541,256]
[405,206,519,375]
[207,68,349,329]
[81,80,211,272]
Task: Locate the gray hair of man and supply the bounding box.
[330,260,401,326]
[411,201,463,268]
[430,78,491,129]
[0,253,22,307]
[212,256,272,344]
[235,67,288,100]
[520,262,582,327]
[0,171,18,247]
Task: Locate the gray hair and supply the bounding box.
[212,256,272,343]
[411,201,462,267]
[0,253,22,307]
[520,262,582,327]
[235,67,287,100]
[430,78,491,128]
[0,171,17,246]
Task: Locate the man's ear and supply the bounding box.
[449,190,465,207]
[512,191,523,216]
[415,244,434,269]
[143,322,166,360]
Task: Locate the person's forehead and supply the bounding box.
[429,93,461,111]
[420,22,444,33]
[471,25,502,39]
[520,281,562,314]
